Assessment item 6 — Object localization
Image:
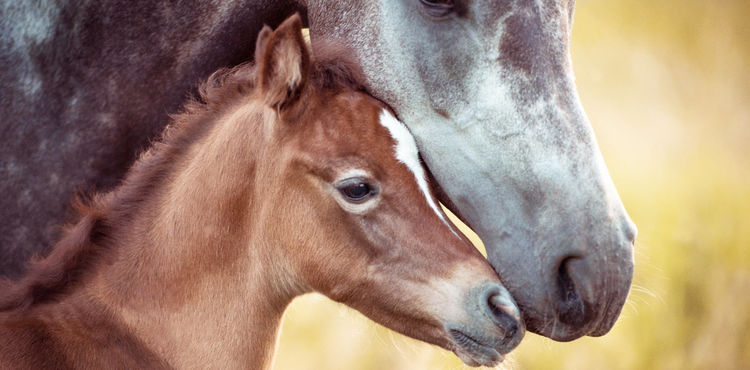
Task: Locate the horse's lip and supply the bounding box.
[448,328,504,367]
[535,305,613,341]
[587,297,626,337]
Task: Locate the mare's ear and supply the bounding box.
[257,14,309,109]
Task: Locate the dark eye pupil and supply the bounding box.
[343,183,370,200]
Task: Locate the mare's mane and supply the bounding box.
[0,39,366,312]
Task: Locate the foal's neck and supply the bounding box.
[82,104,298,369]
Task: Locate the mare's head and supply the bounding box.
[248,15,523,366]
[305,0,636,339]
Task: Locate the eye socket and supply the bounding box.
[337,178,376,203]
[419,0,455,18]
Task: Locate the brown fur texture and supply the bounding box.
[0,15,521,369]
[0,21,367,315]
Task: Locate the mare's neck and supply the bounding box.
[82,104,299,369]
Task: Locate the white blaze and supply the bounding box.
[378,109,459,238]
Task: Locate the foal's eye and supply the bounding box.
[419,0,455,18]
[337,179,375,203]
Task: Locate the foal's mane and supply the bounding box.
[0,39,366,312]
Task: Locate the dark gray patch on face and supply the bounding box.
[499,9,548,76]
[474,0,515,32]
[498,1,571,105]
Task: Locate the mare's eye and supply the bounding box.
[419,0,455,18]
[337,179,375,203]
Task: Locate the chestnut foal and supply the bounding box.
[0,16,523,369]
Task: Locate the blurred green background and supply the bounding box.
[275,1,750,369]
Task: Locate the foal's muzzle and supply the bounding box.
[446,282,525,367]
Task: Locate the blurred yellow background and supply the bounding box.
[276,1,750,369]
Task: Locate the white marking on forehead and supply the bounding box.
[378,109,460,238]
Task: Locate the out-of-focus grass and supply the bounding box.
[274,1,750,369]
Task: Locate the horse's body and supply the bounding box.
[1,0,635,340]
[0,18,523,368]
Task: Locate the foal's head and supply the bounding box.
[246,15,523,366]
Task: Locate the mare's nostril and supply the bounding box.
[556,257,593,328]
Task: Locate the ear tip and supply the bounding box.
[281,12,304,31]
[258,13,310,108]
[257,25,273,41]
[289,12,302,24]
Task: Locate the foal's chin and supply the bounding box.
[442,322,524,367]
[445,326,514,367]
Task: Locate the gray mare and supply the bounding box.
[0,0,636,342]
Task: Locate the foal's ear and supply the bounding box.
[254,25,273,63]
[257,14,310,109]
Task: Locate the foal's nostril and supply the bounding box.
[480,285,521,338]
[555,257,593,328]
[487,294,520,337]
